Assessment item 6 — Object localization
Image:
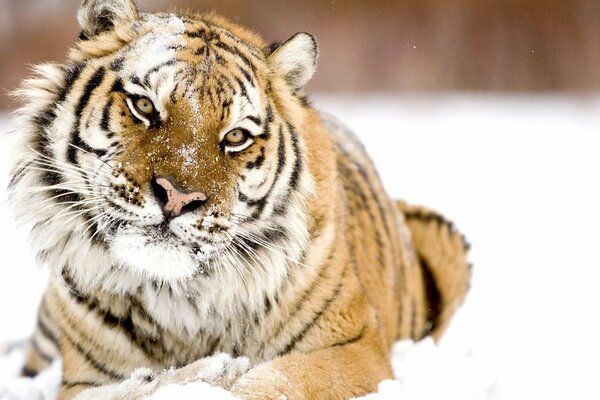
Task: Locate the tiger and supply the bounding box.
[7,0,471,399]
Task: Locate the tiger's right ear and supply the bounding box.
[78,0,139,39]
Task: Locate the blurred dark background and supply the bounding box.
[1,0,600,110]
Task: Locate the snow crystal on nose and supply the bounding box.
[178,145,197,169]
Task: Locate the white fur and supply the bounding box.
[108,224,200,282]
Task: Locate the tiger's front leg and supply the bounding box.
[231,325,392,400]
[68,353,251,400]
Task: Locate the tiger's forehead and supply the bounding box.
[121,13,268,77]
[113,13,266,127]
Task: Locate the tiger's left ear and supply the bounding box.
[78,0,139,39]
[267,33,318,92]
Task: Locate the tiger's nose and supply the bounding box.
[151,176,207,220]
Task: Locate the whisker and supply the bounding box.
[66,143,114,172]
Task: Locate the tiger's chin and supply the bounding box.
[107,223,214,282]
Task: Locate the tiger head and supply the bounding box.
[10,0,321,289]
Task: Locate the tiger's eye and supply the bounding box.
[224,129,247,145]
[135,97,155,115]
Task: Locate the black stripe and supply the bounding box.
[220,98,232,122]
[186,28,218,41]
[61,268,166,360]
[67,67,107,164]
[264,295,272,314]
[7,160,33,191]
[129,74,143,87]
[331,326,366,348]
[237,190,257,206]
[81,210,107,247]
[235,76,251,103]
[143,59,178,86]
[273,124,303,215]
[260,225,287,244]
[260,246,335,355]
[110,77,125,94]
[109,57,125,71]
[410,298,417,339]
[32,63,85,162]
[280,279,343,355]
[62,380,100,389]
[220,30,264,59]
[21,366,38,378]
[249,126,286,220]
[404,210,471,252]
[214,41,257,72]
[238,66,255,87]
[37,316,60,349]
[31,338,54,363]
[247,115,262,126]
[246,147,265,169]
[62,267,89,304]
[63,270,166,362]
[299,95,312,108]
[288,247,334,321]
[98,306,166,362]
[404,210,453,229]
[63,270,167,361]
[57,63,87,104]
[75,68,106,118]
[353,162,392,237]
[418,252,442,339]
[258,105,274,140]
[64,331,125,380]
[403,209,453,228]
[335,142,392,239]
[219,75,236,94]
[205,86,216,106]
[100,97,113,131]
[338,161,387,271]
[206,336,221,355]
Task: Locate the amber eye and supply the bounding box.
[134,97,155,115]
[223,129,249,146]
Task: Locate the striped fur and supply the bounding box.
[9,2,470,399]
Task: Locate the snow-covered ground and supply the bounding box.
[1,94,600,399]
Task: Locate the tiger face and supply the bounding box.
[12,6,318,286]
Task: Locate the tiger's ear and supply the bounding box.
[78,0,139,39]
[267,33,318,92]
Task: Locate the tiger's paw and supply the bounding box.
[74,354,250,400]
[162,352,251,389]
[73,368,159,400]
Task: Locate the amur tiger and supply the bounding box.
[8,0,471,399]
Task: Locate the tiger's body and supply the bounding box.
[9,1,471,399]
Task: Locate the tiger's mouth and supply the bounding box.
[104,217,234,281]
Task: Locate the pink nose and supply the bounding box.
[152,176,207,219]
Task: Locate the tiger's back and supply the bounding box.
[327,117,471,347]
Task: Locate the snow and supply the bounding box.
[147,382,239,400]
[2,93,600,399]
[0,347,60,400]
[358,339,503,400]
